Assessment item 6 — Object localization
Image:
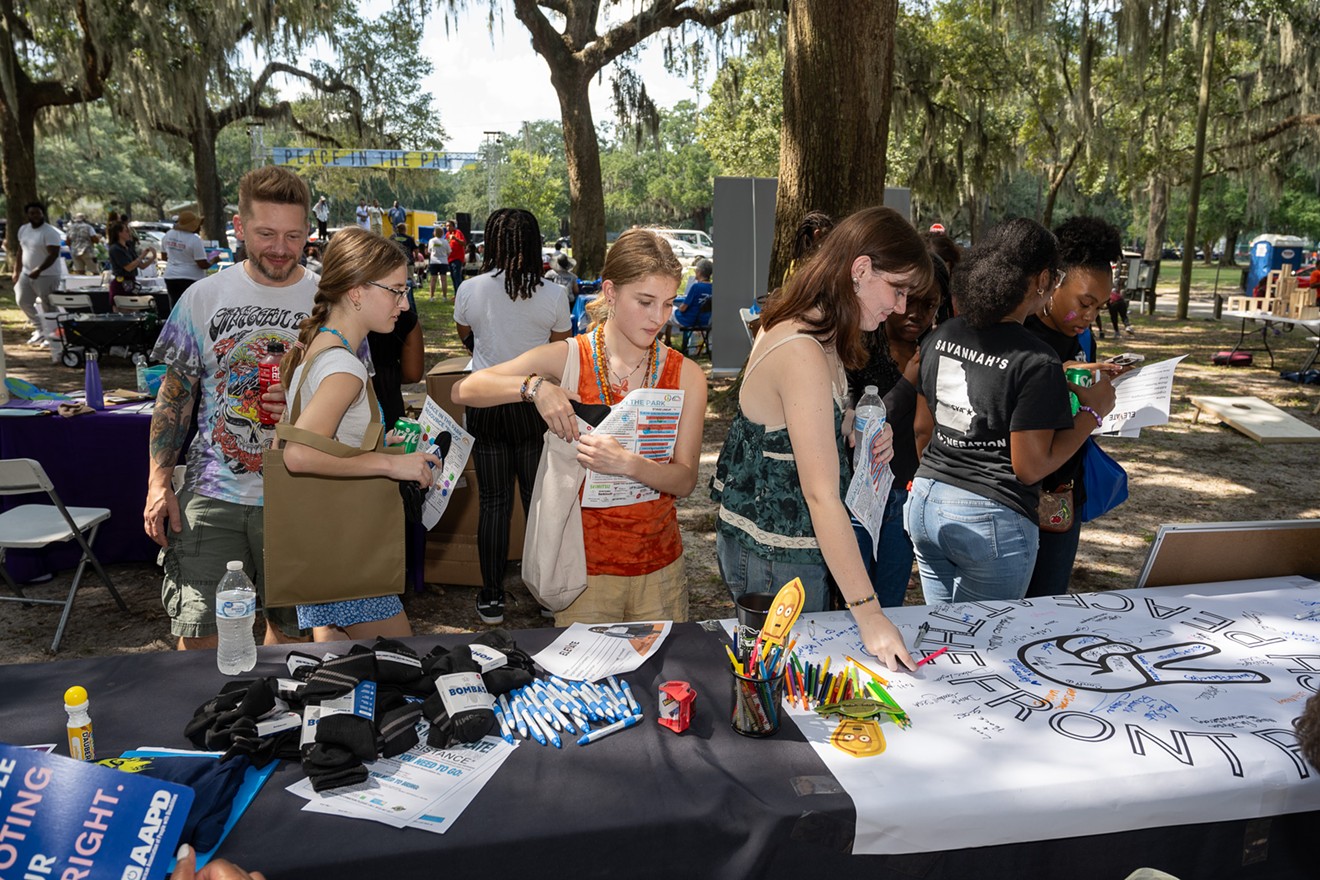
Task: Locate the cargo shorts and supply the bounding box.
[160,490,303,639]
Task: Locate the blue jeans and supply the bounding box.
[905,477,1039,604]
[1025,519,1081,598]
[851,485,914,608]
[716,532,831,613]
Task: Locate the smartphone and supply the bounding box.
[1105,353,1145,367]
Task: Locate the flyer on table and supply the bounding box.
[0,743,195,880]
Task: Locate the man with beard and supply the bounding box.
[144,165,319,650]
[11,201,63,345]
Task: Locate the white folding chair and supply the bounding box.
[47,293,95,313]
[114,294,156,312]
[0,459,125,652]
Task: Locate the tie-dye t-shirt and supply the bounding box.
[152,265,318,506]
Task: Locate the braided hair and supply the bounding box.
[481,208,545,301]
[279,227,405,382]
[953,218,1058,330]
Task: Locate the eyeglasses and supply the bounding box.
[367,281,409,306]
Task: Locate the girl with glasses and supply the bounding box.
[277,227,441,641]
[908,218,1116,605]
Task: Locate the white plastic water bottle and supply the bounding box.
[133,353,148,393]
[215,560,258,675]
[853,385,887,468]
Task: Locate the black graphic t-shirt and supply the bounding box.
[915,316,1072,519]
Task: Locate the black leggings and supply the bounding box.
[1108,298,1130,332]
[466,402,546,593]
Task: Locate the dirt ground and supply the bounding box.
[3,288,1319,665]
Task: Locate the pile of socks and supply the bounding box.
[184,631,537,792]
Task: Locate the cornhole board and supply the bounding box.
[1189,395,1320,443]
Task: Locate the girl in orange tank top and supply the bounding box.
[452,230,708,623]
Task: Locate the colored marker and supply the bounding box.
[915,646,949,668]
[845,654,890,687]
[914,622,930,649]
[576,713,641,746]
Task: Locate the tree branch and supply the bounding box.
[581,0,772,74]
[1210,113,1320,153]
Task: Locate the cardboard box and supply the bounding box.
[424,467,527,586]
[425,357,471,426]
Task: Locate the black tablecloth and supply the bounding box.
[0,406,157,580]
[0,625,1313,880]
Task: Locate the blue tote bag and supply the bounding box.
[1079,438,1128,522]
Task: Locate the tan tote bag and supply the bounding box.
[521,339,588,611]
[263,346,405,608]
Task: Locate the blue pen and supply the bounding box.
[583,682,620,720]
[531,688,566,733]
[516,699,547,746]
[546,681,590,722]
[620,679,641,716]
[532,682,578,734]
[492,699,516,745]
[607,675,628,706]
[568,683,606,721]
[576,713,641,746]
[505,694,529,739]
[523,686,560,730]
[524,701,561,748]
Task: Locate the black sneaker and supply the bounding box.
[476,589,505,624]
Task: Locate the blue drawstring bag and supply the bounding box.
[1079,438,1128,522]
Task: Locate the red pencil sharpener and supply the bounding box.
[658,680,697,733]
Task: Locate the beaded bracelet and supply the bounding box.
[519,373,539,403]
[1077,405,1103,428]
[846,594,878,609]
[528,376,545,401]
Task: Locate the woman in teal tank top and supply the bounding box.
[711,206,932,672]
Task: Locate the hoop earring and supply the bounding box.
[1044,295,1054,316]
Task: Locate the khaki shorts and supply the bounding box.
[161,491,303,639]
[554,557,688,626]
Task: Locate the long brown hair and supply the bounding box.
[761,206,931,370]
[280,227,406,381]
[585,229,684,325]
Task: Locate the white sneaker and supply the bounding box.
[27,330,42,345]
[37,339,50,349]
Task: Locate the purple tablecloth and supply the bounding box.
[0,405,157,581]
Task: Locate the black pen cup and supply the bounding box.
[730,668,786,738]
[734,592,774,663]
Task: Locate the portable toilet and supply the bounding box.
[1245,234,1307,295]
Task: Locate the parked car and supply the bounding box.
[643,228,713,263]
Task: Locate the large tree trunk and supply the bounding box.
[191,117,230,248]
[1142,176,1168,262]
[1041,141,1083,229]
[1219,225,1240,266]
[0,95,38,260]
[554,70,606,279]
[1177,0,1217,320]
[770,0,898,284]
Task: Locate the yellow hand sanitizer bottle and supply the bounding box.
[64,685,95,761]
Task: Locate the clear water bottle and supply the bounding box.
[84,349,104,410]
[215,560,258,675]
[853,384,886,468]
[133,353,148,393]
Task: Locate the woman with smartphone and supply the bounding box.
[1021,216,1126,597]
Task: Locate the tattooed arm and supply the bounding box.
[144,367,198,547]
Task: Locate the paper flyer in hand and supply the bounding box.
[531,621,672,681]
[581,389,684,508]
[845,417,895,560]
[1094,355,1187,436]
[287,735,515,833]
[417,396,475,529]
[0,742,195,880]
